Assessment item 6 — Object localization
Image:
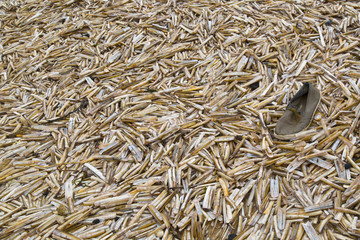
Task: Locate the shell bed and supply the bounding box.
[0,0,360,239]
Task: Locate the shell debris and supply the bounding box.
[1,0,360,239]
